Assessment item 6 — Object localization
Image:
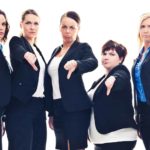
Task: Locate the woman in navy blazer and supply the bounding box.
[5,9,47,150]
[88,40,137,150]
[132,12,150,150]
[45,11,98,150]
[0,10,11,150]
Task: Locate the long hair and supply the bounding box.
[0,10,10,42]
[138,12,150,47]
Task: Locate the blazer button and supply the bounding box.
[19,82,22,86]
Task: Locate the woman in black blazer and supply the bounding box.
[5,9,47,150]
[88,40,137,150]
[45,11,98,150]
[0,10,11,150]
[132,12,150,150]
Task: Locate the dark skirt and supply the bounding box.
[53,100,91,150]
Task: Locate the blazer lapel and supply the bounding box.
[62,41,79,60]
[33,44,46,65]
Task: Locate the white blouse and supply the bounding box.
[32,46,45,98]
[48,56,64,100]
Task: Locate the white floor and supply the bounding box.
[2,125,145,150]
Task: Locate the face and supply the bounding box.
[60,16,79,44]
[0,14,6,42]
[140,17,150,45]
[101,49,123,72]
[20,14,40,42]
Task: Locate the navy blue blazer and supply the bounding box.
[45,41,98,115]
[132,49,150,106]
[0,50,11,108]
[90,65,136,134]
[9,36,46,103]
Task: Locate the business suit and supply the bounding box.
[45,40,98,149]
[5,36,47,150]
[132,48,150,150]
[88,65,137,150]
[0,47,11,150]
[90,65,136,134]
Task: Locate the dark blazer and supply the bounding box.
[45,41,98,114]
[90,65,136,134]
[0,50,11,108]
[132,49,150,106]
[9,36,46,103]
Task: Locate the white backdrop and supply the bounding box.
[1,0,149,149]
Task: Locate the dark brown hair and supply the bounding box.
[102,40,127,63]
[60,11,80,42]
[0,10,10,42]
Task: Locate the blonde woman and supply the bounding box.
[132,12,150,150]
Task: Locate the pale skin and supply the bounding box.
[140,17,150,51]
[21,14,40,71]
[0,14,6,42]
[101,49,123,96]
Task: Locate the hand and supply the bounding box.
[105,76,116,96]
[48,117,54,130]
[24,52,38,71]
[64,60,77,79]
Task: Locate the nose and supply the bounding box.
[65,27,71,33]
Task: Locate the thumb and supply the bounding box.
[32,63,38,71]
[67,69,73,79]
[106,87,111,96]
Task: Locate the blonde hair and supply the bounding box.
[138,12,150,47]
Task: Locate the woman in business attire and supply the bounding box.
[0,10,11,150]
[5,9,47,150]
[132,12,150,150]
[45,11,98,150]
[88,40,137,150]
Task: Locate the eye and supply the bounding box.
[34,22,39,26]
[110,53,115,56]
[62,25,67,29]
[102,52,107,56]
[70,26,76,30]
[2,22,6,26]
[140,25,145,29]
[25,21,32,25]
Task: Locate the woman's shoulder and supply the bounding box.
[10,36,21,41]
[113,64,129,72]
[78,42,91,48]
[9,36,24,45]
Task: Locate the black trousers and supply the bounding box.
[139,118,150,150]
[0,107,5,150]
[95,141,136,150]
[137,103,150,150]
[5,97,46,150]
